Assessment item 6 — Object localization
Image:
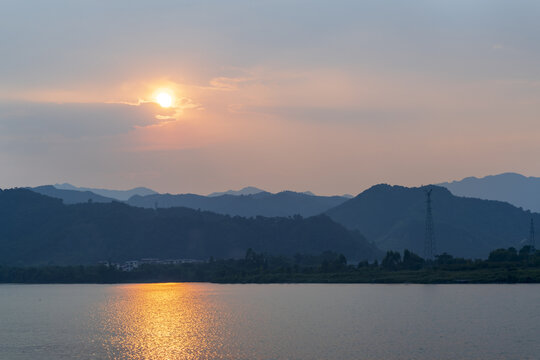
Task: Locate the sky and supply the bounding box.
[1,0,539,196]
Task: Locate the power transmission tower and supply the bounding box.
[424,189,436,260]
[530,218,535,249]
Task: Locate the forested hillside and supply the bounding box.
[327,184,537,258]
[0,189,379,265]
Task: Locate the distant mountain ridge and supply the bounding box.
[127,191,349,218]
[208,187,324,197]
[327,184,536,259]
[30,185,115,204]
[208,186,266,197]
[54,183,156,201]
[28,184,349,216]
[438,173,540,212]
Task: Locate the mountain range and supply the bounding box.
[31,185,115,204]
[208,186,265,197]
[43,172,540,215]
[29,184,350,218]
[15,173,540,262]
[0,188,379,266]
[438,173,540,212]
[326,184,535,259]
[54,183,156,201]
[127,191,349,218]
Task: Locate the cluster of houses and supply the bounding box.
[100,258,204,272]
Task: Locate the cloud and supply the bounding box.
[0,101,173,138]
[209,77,255,91]
[233,105,421,126]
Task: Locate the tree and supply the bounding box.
[402,249,424,270]
[519,245,534,258]
[435,252,454,265]
[381,251,401,270]
[488,247,519,262]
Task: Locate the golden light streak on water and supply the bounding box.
[99,283,233,360]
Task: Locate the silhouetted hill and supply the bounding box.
[127,191,349,217]
[208,186,265,197]
[30,185,114,204]
[0,188,379,266]
[438,173,540,212]
[54,183,157,201]
[326,184,537,259]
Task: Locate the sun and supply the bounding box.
[156,92,173,108]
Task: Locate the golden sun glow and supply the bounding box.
[156,92,173,108]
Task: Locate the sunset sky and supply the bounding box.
[1,1,539,195]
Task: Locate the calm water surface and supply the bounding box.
[0,283,538,359]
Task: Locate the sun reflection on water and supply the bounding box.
[99,283,231,360]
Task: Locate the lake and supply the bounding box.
[0,283,538,359]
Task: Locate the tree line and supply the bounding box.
[1,246,538,284]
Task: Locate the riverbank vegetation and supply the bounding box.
[1,247,538,284]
